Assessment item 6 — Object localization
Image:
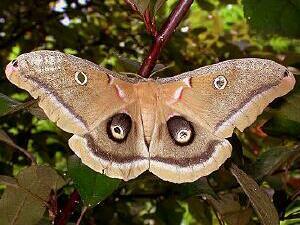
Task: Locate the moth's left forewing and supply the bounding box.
[159,58,295,138]
[149,58,295,183]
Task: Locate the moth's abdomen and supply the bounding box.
[136,83,157,144]
[141,108,156,144]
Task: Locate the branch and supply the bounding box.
[138,0,194,77]
[0,129,37,165]
[13,142,37,165]
[76,206,88,225]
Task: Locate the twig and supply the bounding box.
[138,0,194,77]
[54,190,80,225]
[0,130,37,165]
[206,199,225,225]
[14,144,37,165]
[0,98,37,117]
[76,206,88,225]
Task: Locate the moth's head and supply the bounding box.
[5,52,40,83]
[5,51,66,82]
[5,58,20,82]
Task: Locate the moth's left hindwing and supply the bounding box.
[148,104,232,183]
[5,50,149,180]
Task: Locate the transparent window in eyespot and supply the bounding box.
[213,76,227,90]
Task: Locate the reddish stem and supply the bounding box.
[54,190,80,225]
[138,0,194,77]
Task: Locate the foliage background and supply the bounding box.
[0,0,300,224]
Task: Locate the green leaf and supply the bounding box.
[156,198,185,225]
[0,93,46,119]
[0,129,15,146]
[243,0,300,38]
[251,146,300,180]
[263,116,300,138]
[177,177,218,199]
[67,155,121,207]
[153,0,166,14]
[129,0,165,15]
[264,76,300,138]
[114,52,141,74]
[37,218,53,225]
[0,93,20,117]
[187,198,212,225]
[196,0,215,11]
[206,193,253,225]
[114,52,167,76]
[133,0,151,14]
[229,163,279,225]
[0,165,66,225]
[0,175,18,187]
[276,76,300,123]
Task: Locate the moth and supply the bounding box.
[5,51,295,183]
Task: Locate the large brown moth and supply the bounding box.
[5,50,295,183]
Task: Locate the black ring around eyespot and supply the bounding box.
[106,113,132,143]
[166,116,195,146]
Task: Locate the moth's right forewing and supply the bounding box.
[6,50,134,135]
[5,50,149,181]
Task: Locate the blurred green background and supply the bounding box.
[0,0,300,225]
